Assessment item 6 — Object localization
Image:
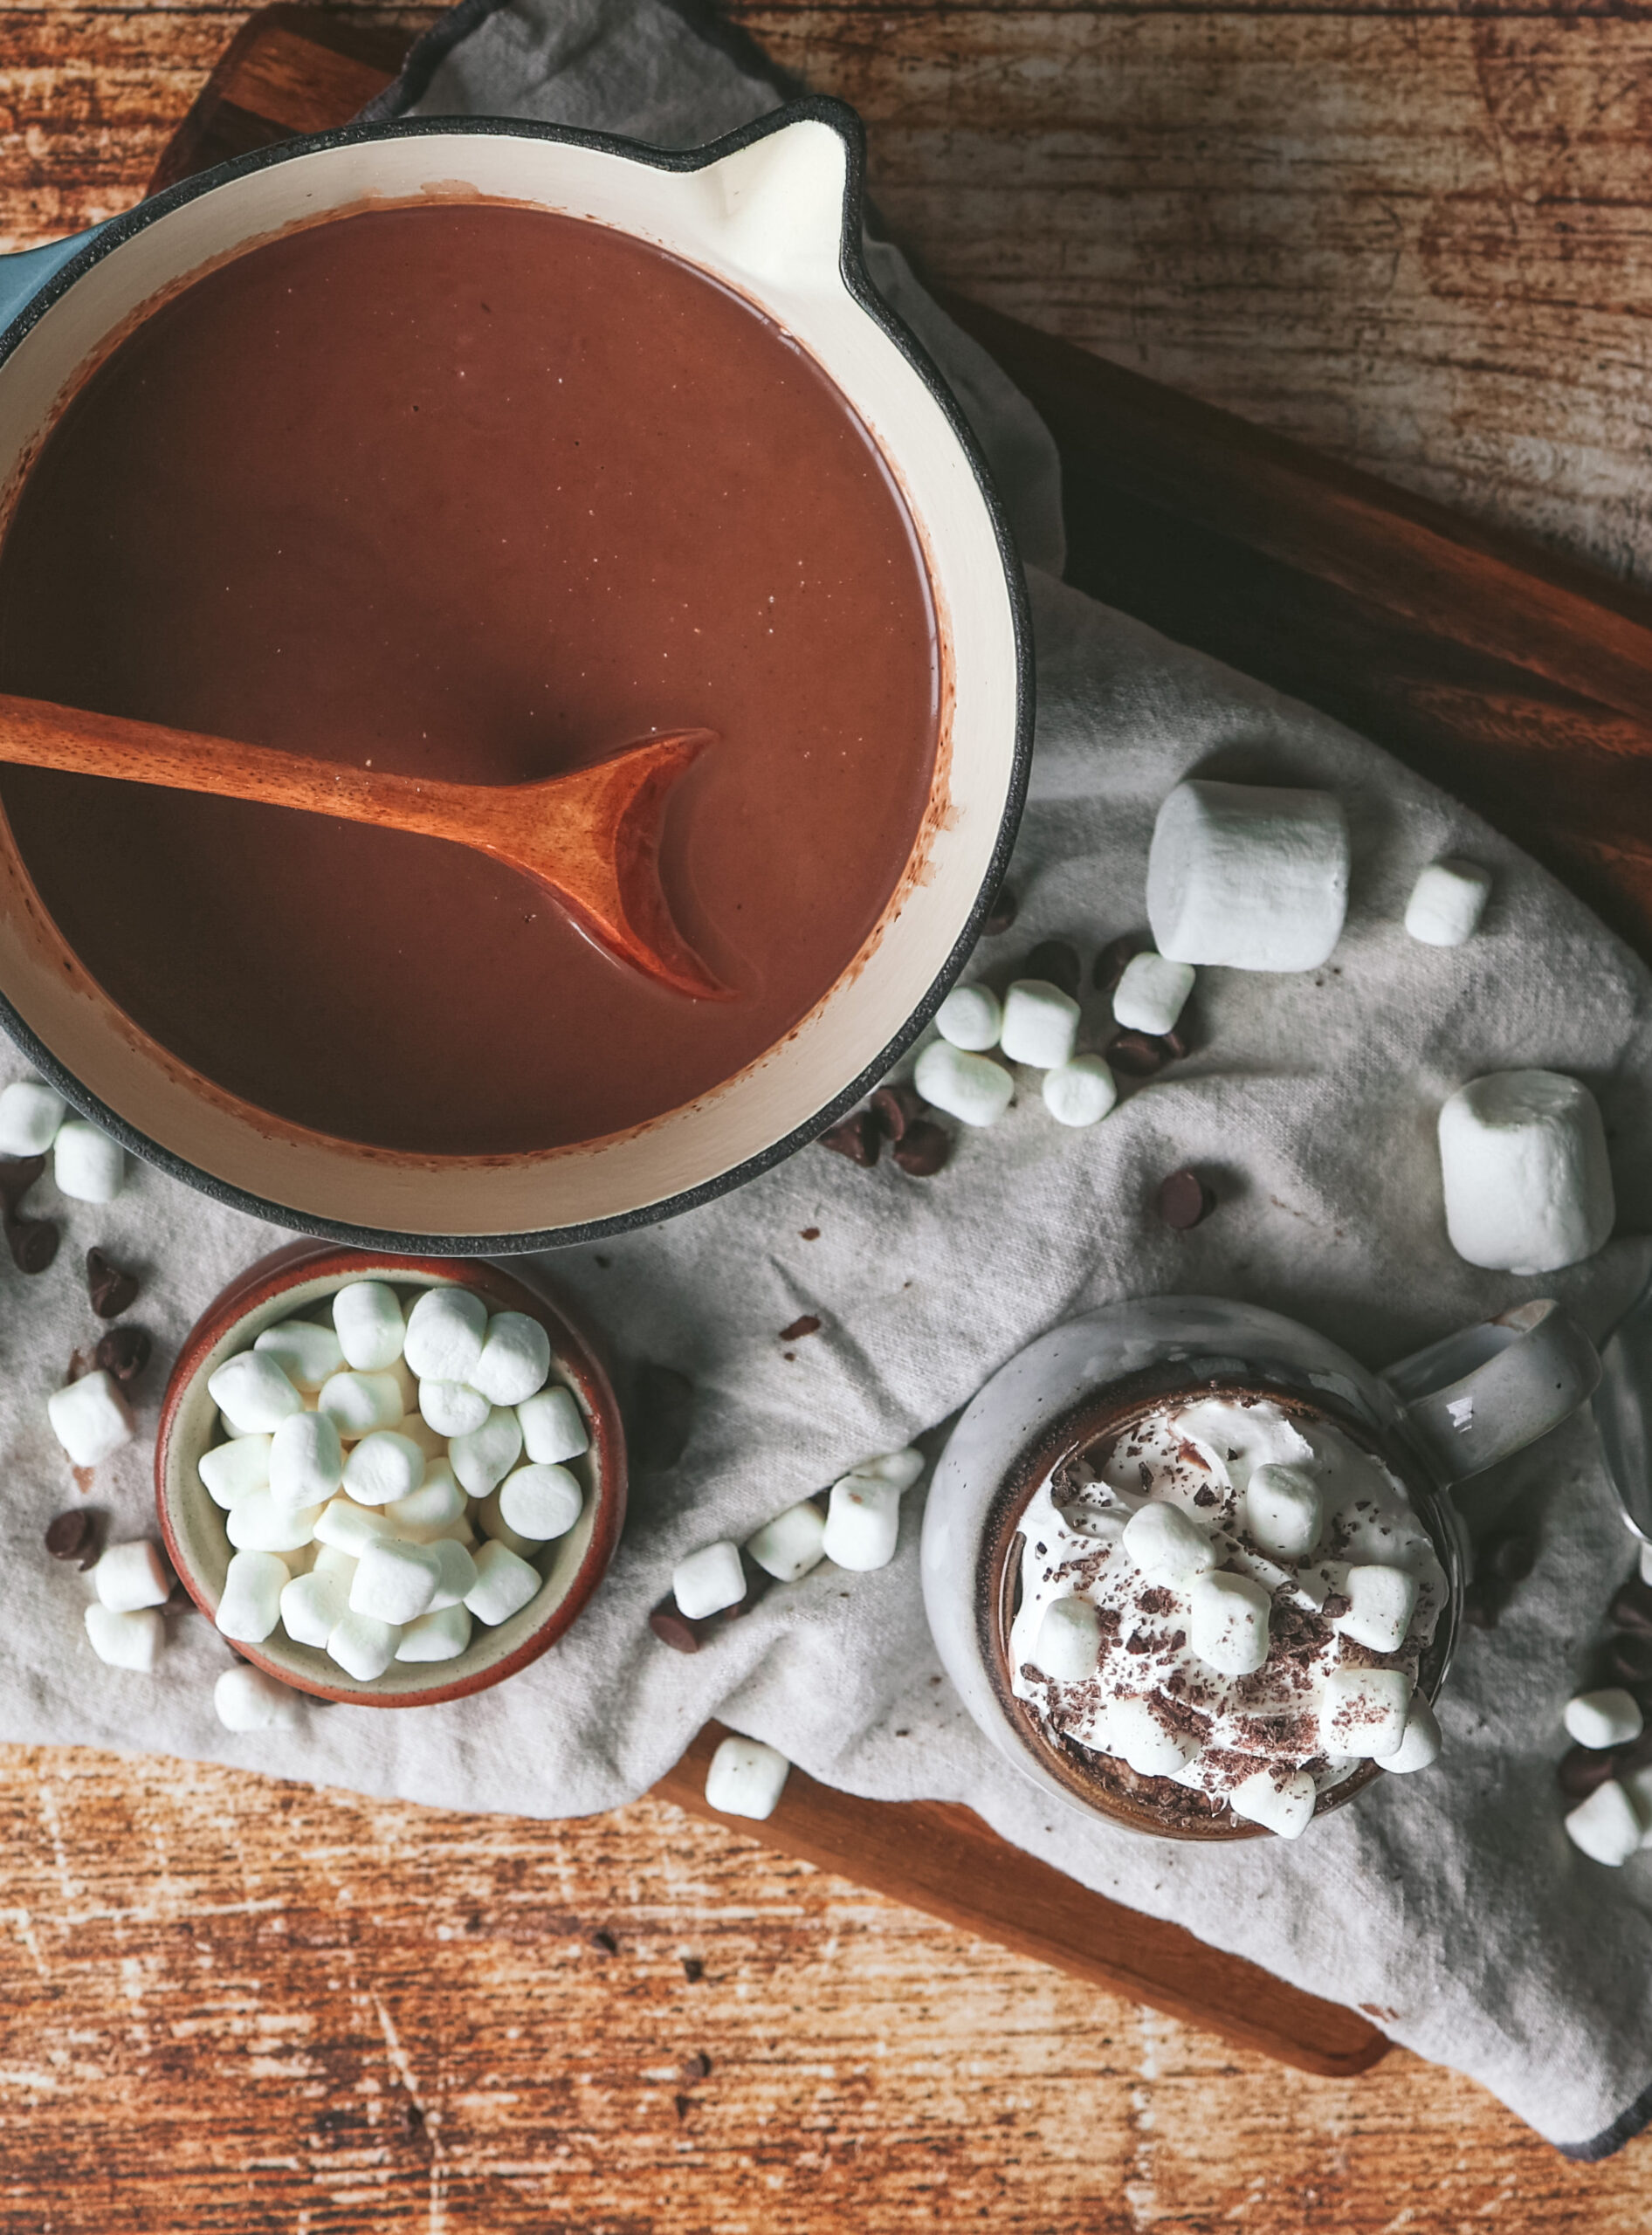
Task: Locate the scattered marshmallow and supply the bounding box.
[1147,780,1349,972]
[280,1568,349,1647]
[47,1370,134,1466]
[498,1463,582,1544]
[1189,1570,1272,1676]
[350,1537,444,1626]
[843,1448,926,1491]
[53,1118,125,1203]
[403,1285,488,1384]
[913,1041,1014,1127]
[85,1601,164,1671]
[214,1663,301,1732]
[216,1550,289,1642]
[1109,1696,1201,1778]
[1112,952,1194,1035]
[1042,1056,1117,1128]
[210,1351,303,1435]
[1332,1564,1419,1654]
[385,1462,465,1536]
[342,1430,425,1508]
[327,1609,401,1681]
[465,1538,542,1626]
[0,1077,65,1156]
[1124,1501,1217,1586]
[1437,1069,1614,1275]
[449,1406,524,1497]
[317,1369,403,1438]
[93,1539,171,1613]
[227,1491,323,1554]
[674,1539,747,1620]
[313,1499,394,1558]
[1245,1463,1323,1561]
[254,1318,346,1392]
[704,1734,790,1820]
[519,1384,589,1465]
[1034,1596,1102,1682]
[269,1412,343,1509]
[1405,857,1491,947]
[396,1603,473,1662]
[419,1379,492,1438]
[1383,1692,1443,1775]
[1229,1766,1318,1838]
[332,1281,406,1372]
[745,1501,827,1584]
[1565,1778,1645,1867]
[1320,1665,1410,1758]
[1564,1688,1644,1750]
[822,1475,903,1571]
[935,983,1002,1052]
[470,1311,553,1408]
[1000,980,1080,1069]
[426,1537,478,1611]
[199,1434,272,1509]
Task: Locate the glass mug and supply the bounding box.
[920,1294,1600,1840]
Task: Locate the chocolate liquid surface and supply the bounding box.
[0,204,939,1154]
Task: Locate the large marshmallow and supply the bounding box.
[227,1490,323,1554]
[385,1462,465,1536]
[477,1490,540,1559]
[217,1550,290,1642]
[403,1285,488,1384]
[704,1734,790,1820]
[199,1434,272,1509]
[313,1498,395,1558]
[745,1501,827,1584]
[1438,1069,1614,1274]
[332,1281,406,1372]
[342,1430,426,1507]
[465,1538,542,1626]
[215,1663,301,1731]
[0,1077,65,1156]
[999,979,1080,1069]
[449,1406,523,1498]
[1405,857,1491,947]
[1244,1462,1323,1561]
[1146,780,1349,972]
[1043,1056,1118,1128]
[1189,1570,1271,1675]
[518,1384,589,1466]
[1229,1767,1317,1839]
[1112,952,1194,1035]
[1565,1778,1644,1867]
[317,1370,403,1438]
[327,1610,401,1681]
[210,1351,303,1435]
[280,1567,350,1647]
[1332,1564,1419,1654]
[470,1311,553,1408]
[1383,1692,1443,1775]
[1125,1501,1217,1586]
[498,1463,582,1544]
[85,1602,164,1672]
[934,983,1002,1052]
[1034,1596,1102,1681]
[350,1537,444,1626]
[53,1118,125,1203]
[1564,1688,1644,1750]
[822,1475,903,1571]
[1109,1696,1201,1778]
[47,1371,134,1466]
[269,1412,344,1509]
[673,1539,747,1620]
[254,1318,345,1393]
[426,1537,478,1612]
[93,1540,171,1613]
[914,1040,1014,1127]
[396,1603,473,1662]
[1320,1665,1411,1757]
[419,1379,492,1438]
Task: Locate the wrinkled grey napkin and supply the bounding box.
[6,0,1652,2155]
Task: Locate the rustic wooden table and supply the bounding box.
[3,2,1652,2225]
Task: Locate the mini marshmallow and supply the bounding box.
[85,1602,164,1672]
[419,1379,492,1439]
[1320,1665,1411,1757]
[519,1384,589,1466]
[704,1734,790,1821]
[199,1434,272,1509]
[403,1284,488,1384]
[934,983,1002,1052]
[673,1539,747,1620]
[332,1281,406,1372]
[426,1537,478,1612]
[396,1603,473,1662]
[1109,1696,1201,1778]
[449,1406,524,1498]
[498,1463,582,1544]
[1147,780,1350,972]
[311,1543,358,1585]
[1034,1596,1102,1682]
[1383,1692,1443,1774]
[1405,857,1491,947]
[1189,1570,1272,1676]
[1125,1503,1217,1586]
[227,1491,322,1554]
[47,1371,134,1467]
[1332,1564,1419,1654]
[999,979,1080,1069]
[745,1501,827,1584]
[822,1475,903,1571]
[216,1550,289,1642]
[254,1318,346,1393]
[1043,1056,1118,1128]
[317,1370,403,1439]
[1565,1778,1644,1867]
[327,1610,401,1681]
[210,1351,303,1434]
[470,1311,553,1408]
[342,1430,425,1507]
[215,1663,302,1732]
[94,1540,171,1613]
[1564,1688,1644,1750]
[312,1499,394,1558]
[0,1077,65,1156]
[914,1040,1014,1127]
[465,1538,542,1626]
[1112,952,1195,1035]
[269,1411,343,1509]
[384,1462,465,1536]
[1438,1069,1614,1276]
[1244,1462,1323,1561]
[477,1490,540,1559]
[843,1448,926,1491]
[53,1118,125,1203]
[280,1568,349,1647]
[1229,1767,1317,1839]
[349,1537,444,1626]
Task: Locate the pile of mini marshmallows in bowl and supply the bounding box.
[201,1281,589,1681]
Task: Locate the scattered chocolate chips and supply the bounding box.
[403,2101,425,2135]
[1091,932,1147,995]
[980,881,1018,935]
[892,1120,951,1177]
[818,1108,880,1166]
[0,1155,44,1218]
[45,1508,100,1571]
[1557,1744,1621,1801]
[1605,1631,1652,1688]
[674,2094,693,2122]
[7,1214,58,1275]
[1479,1531,1537,1585]
[682,1957,704,1984]
[799,1227,821,1241]
[86,1247,141,1318]
[779,1315,822,1344]
[93,1324,151,1387]
[870,1083,925,1143]
[1023,939,1081,999]
[1158,1170,1215,1229]
[1609,1573,1652,1637]
[1108,1031,1170,1078]
[630,1363,695,1475]
[681,2051,712,2080]
[589,1929,618,1955]
[648,1602,705,1653]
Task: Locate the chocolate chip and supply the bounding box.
[1479,1531,1537,1585]
[1558,1744,1622,1801]
[403,2101,425,2135]
[0,1154,44,1218]
[869,1083,925,1143]
[45,1508,99,1570]
[1091,932,1147,995]
[649,1599,707,1654]
[630,1363,694,1474]
[1609,1573,1652,1636]
[1605,1631,1652,1686]
[93,1325,151,1386]
[779,1315,821,1343]
[674,2094,693,2122]
[682,1957,704,1984]
[1160,1024,1192,1062]
[818,1108,880,1166]
[86,1246,141,1318]
[799,1226,821,1241]
[1109,1031,1169,1078]
[681,2051,712,2080]
[892,1120,951,1177]
[7,1214,58,1275]
[981,881,1018,935]
[1023,939,1081,999]
[589,1929,618,1955]
[1158,1170,1215,1229]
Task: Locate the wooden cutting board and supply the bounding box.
[133,0,1652,2083]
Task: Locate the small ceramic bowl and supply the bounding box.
[155,1241,626,1707]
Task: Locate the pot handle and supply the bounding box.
[1379,1298,1600,1487]
[0,230,99,337]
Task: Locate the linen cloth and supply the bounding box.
[6,0,1652,2154]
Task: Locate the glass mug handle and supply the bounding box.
[1379,1298,1600,1488]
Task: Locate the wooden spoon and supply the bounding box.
[0,692,726,1001]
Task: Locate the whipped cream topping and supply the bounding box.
[1008,1393,1448,1821]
